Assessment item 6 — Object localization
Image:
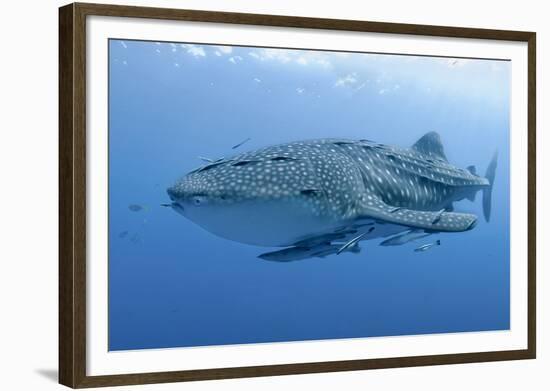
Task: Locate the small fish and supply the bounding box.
[128,204,143,212]
[414,240,441,252]
[352,222,375,229]
[313,243,361,258]
[389,206,403,213]
[118,230,129,238]
[258,245,331,262]
[196,160,227,173]
[431,209,445,224]
[130,233,141,244]
[232,137,251,150]
[380,229,430,246]
[337,229,373,255]
[198,156,215,163]
[258,242,359,262]
[199,156,225,164]
[292,232,345,248]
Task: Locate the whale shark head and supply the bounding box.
[166,146,346,247]
[166,162,239,228]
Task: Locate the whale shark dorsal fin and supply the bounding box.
[412,131,448,162]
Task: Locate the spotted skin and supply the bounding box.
[167,132,490,252]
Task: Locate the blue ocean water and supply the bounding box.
[108,40,510,351]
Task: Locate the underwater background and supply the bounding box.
[108,40,510,351]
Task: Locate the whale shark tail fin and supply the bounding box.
[482,151,498,222]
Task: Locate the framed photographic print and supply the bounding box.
[59,2,536,388]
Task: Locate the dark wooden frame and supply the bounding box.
[59,2,536,388]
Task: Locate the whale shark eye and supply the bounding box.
[191,195,208,206]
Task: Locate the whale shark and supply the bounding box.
[166,132,497,262]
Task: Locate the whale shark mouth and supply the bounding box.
[161,201,184,209]
[164,201,185,216]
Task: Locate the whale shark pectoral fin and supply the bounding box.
[380,230,431,246]
[258,243,341,262]
[358,197,477,232]
[258,247,308,262]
